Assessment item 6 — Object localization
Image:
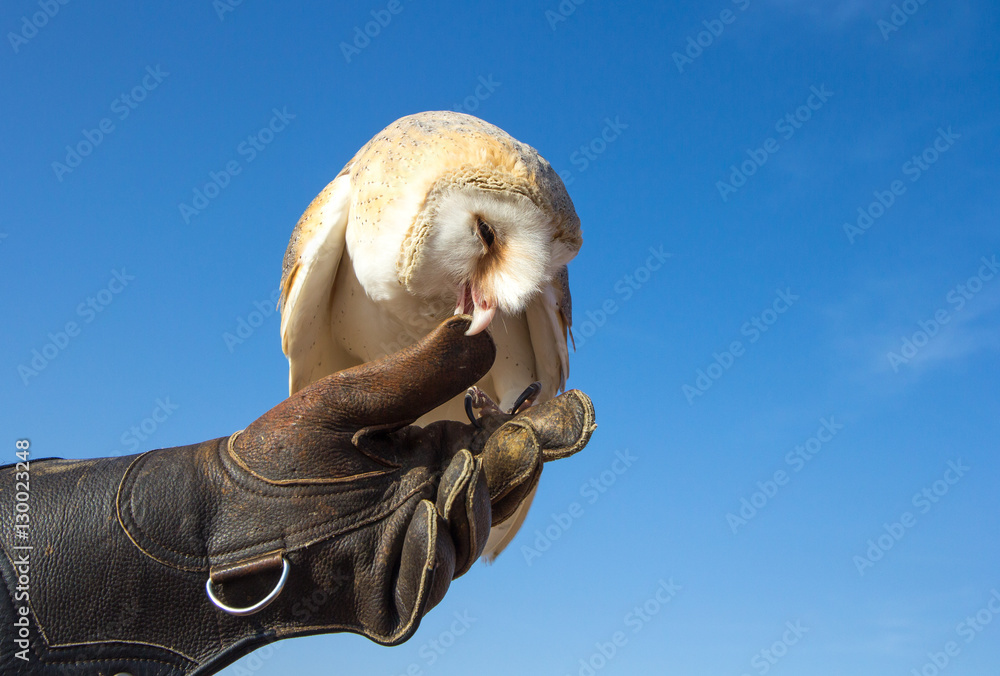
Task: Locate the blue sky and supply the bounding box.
[3,1,999,674]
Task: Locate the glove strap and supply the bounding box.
[205,550,289,616]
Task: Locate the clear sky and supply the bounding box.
[3,1,999,674]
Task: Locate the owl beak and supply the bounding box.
[455,283,496,336]
[466,298,496,336]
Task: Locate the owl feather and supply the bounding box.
[279,111,581,560]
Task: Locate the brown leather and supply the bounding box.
[479,389,597,525]
[0,315,597,676]
[210,550,285,585]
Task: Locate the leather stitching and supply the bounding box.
[117,440,436,571]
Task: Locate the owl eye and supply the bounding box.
[476,217,496,249]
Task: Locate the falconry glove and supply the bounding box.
[0,315,596,676]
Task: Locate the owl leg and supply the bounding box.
[464,380,542,428]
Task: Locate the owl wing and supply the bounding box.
[482,265,574,561]
[525,265,573,399]
[279,168,355,395]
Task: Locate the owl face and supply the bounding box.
[406,185,575,334]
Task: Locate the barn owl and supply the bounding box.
[278,111,581,559]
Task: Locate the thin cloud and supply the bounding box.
[827,271,1000,384]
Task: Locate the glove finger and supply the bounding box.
[312,316,495,433]
[436,450,491,576]
[480,390,596,525]
[509,390,597,461]
[395,500,456,636]
[480,422,543,526]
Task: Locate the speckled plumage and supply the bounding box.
[278,111,582,560]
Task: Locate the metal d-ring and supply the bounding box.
[205,556,290,616]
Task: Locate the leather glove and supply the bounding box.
[0,315,596,676]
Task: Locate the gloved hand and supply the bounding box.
[0,315,596,676]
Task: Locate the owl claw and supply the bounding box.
[464,393,482,427]
[467,386,502,412]
[464,383,541,426]
[464,386,503,427]
[510,381,542,415]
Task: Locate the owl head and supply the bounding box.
[344,112,580,335]
[402,169,579,333]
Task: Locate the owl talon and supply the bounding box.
[464,386,505,427]
[464,392,482,428]
[510,381,542,415]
